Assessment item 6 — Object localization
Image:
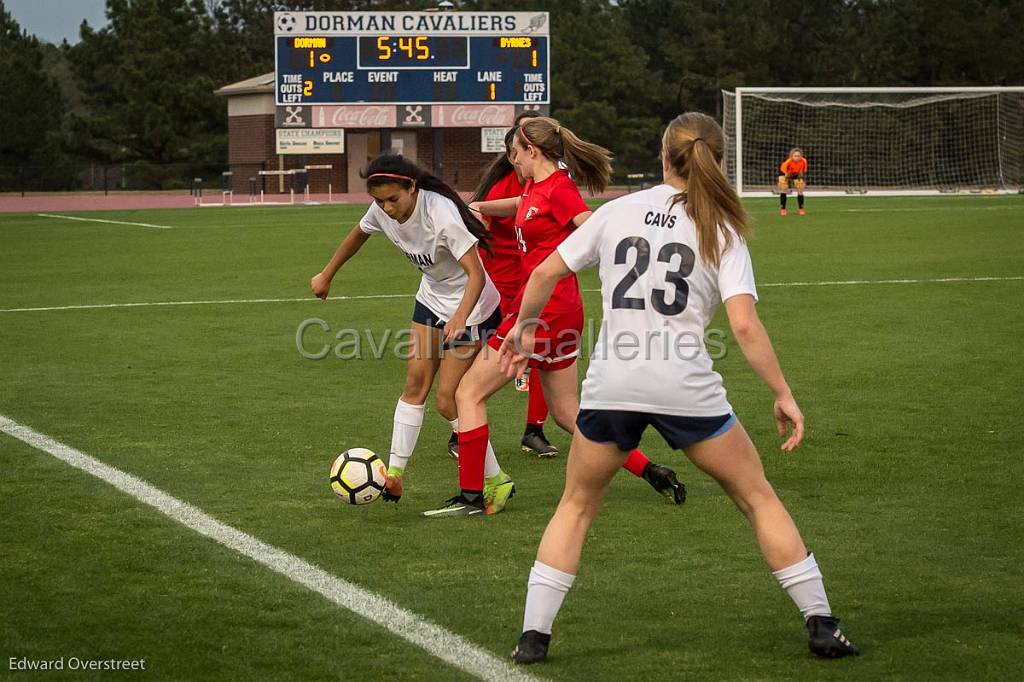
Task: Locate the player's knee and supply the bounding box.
[435,390,456,420]
[731,478,779,518]
[401,373,432,404]
[558,485,603,519]
[454,378,482,411]
[549,403,578,433]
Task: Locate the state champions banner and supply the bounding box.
[275,129,345,155]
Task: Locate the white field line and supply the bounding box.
[36,213,173,229]
[757,275,1024,287]
[0,414,540,682]
[837,205,1023,213]
[0,293,413,313]
[1,276,1021,314]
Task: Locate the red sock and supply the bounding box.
[526,373,549,425]
[457,424,488,492]
[622,449,649,478]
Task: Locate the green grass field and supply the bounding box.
[2,195,1023,680]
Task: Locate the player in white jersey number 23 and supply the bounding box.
[499,112,861,665]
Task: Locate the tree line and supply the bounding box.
[2,0,1022,190]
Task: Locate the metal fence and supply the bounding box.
[0,163,231,194]
[1,161,664,196]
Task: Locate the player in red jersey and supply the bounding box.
[466,112,559,458]
[422,117,685,517]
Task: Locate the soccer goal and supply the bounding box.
[722,87,1024,196]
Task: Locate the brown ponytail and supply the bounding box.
[471,111,543,203]
[517,117,612,195]
[662,112,750,267]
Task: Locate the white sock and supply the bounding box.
[522,561,575,634]
[448,417,459,433]
[773,553,832,620]
[389,399,425,471]
[484,441,501,478]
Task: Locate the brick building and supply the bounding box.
[214,73,547,195]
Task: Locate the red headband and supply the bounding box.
[516,126,535,148]
[368,172,414,182]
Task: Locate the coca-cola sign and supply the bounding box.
[313,105,397,128]
[433,105,515,128]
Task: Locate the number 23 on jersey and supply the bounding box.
[611,236,695,316]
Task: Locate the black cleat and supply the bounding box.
[807,615,861,658]
[422,493,488,518]
[511,630,550,664]
[447,431,459,459]
[642,462,686,505]
[521,426,558,458]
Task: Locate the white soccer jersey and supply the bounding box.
[557,184,758,416]
[359,189,500,325]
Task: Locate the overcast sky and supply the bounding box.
[6,0,109,44]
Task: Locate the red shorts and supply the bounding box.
[498,291,518,318]
[488,305,584,371]
[490,278,523,318]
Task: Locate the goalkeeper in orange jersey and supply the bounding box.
[778,148,808,216]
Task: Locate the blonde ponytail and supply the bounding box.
[663,113,750,267]
[518,117,612,195]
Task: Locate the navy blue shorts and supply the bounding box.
[576,409,736,452]
[412,299,502,348]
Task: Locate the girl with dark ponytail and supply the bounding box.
[364,154,494,253]
[310,154,513,511]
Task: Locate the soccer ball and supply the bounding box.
[330,448,387,505]
[277,13,297,32]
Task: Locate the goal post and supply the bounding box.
[723,87,1024,196]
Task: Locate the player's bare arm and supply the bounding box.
[470,197,519,217]
[723,293,804,451]
[571,211,592,227]
[311,226,371,300]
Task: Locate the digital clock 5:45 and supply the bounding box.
[358,36,469,68]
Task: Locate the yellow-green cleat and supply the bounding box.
[484,471,516,513]
[382,465,404,503]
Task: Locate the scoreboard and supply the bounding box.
[274,11,550,106]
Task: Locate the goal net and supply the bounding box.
[722,87,1024,196]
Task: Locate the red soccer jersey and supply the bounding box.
[480,172,526,299]
[513,170,589,314]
